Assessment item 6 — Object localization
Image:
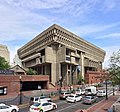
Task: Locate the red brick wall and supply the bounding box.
[85,71,108,84]
[0,75,49,93]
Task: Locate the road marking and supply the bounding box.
[56,102,81,112]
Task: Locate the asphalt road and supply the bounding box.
[19,96,104,112]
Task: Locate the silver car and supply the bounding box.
[82,96,97,104]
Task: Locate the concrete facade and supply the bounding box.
[18,24,106,86]
[13,54,22,67]
[0,44,10,63]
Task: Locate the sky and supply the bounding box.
[0,0,120,68]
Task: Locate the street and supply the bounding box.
[19,96,104,112]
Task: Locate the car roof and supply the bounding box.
[0,103,6,106]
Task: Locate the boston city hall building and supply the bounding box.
[18,24,106,88]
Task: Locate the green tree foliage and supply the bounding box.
[27,68,37,75]
[107,49,120,89]
[0,56,10,70]
[78,74,84,84]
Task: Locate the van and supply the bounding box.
[85,86,97,95]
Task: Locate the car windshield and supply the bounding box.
[85,96,91,99]
[86,89,91,92]
[47,100,52,102]
[69,95,74,98]
[76,90,80,92]
[34,97,39,101]
[40,96,46,99]
[98,91,103,93]
[33,103,41,106]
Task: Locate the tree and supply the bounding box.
[27,68,37,75]
[78,74,85,85]
[0,56,10,70]
[107,49,120,90]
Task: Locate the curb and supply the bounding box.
[18,103,29,109]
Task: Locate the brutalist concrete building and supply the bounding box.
[0,44,10,63]
[18,24,105,87]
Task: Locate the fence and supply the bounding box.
[0,90,59,105]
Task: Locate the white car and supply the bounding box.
[29,101,57,112]
[97,90,106,97]
[81,89,85,95]
[29,96,51,105]
[75,89,82,95]
[66,94,82,103]
[0,103,19,112]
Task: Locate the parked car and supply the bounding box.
[29,101,57,112]
[0,103,19,112]
[75,89,82,95]
[81,89,85,95]
[46,100,57,109]
[59,91,71,99]
[29,96,51,105]
[66,94,82,103]
[97,90,106,97]
[82,96,97,104]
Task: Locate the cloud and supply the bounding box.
[2,0,118,17]
[71,23,119,36]
[101,0,116,12]
[0,1,53,43]
[1,0,67,9]
[55,0,97,15]
[95,33,120,39]
[102,45,120,68]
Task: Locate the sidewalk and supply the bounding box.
[76,91,120,112]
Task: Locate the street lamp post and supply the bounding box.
[19,76,22,105]
[105,79,108,100]
[113,87,115,95]
[59,76,62,94]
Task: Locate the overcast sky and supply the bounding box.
[0,0,120,68]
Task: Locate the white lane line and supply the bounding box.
[56,102,81,112]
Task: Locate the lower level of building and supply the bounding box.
[0,70,107,94]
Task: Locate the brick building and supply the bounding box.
[0,75,49,93]
[18,24,106,87]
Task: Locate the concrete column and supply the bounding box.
[67,65,69,85]
[51,62,57,85]
[81,52,84,79]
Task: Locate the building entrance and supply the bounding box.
[21,81,47,91]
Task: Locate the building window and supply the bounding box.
[66,57,71,61]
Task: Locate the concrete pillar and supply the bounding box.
[81,52,84,79]
[51,62,57,85]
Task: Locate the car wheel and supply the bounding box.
[53,105,56,110]
[39,110,43,112]
[11,109,17,112]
